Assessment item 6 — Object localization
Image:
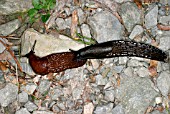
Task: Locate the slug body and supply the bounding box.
[76,40,168,62]
[24,40,168,75]
[24,50,86,75]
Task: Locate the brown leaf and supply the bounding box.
[71,10,78,39]
[134,0,143,9]
[157,24,170,31]
[148,60,158,77]
[0,61,8,71]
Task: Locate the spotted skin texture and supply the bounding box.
[76,40,168,62]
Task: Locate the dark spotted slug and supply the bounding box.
[24,40,168,75]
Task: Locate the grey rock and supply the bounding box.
[65,109,83,114]
[55,18,68,30]
[115,76,159,114]
[24,101,38,112]
[15,108,30,114]
[159,15,170,25]
[49,87,64,100]
[157,71,170,96]
[104,89,115,102]
[20,62,35,75]
[81,24,91,38]
[118,57,128,65]
[0,83,18,107]
[21,28,84,57]
[113,65,124,73]
[136,67,150,77]
[123,67,134,77]
[112,104,125,114]
[83,102,94,114]
[52,104,60,113]
[129,25,143,39]
[77,8,86,24]
[25,83,37,95]
[0,38,7,53]
[72,87,83,100]
[0,0,32,15]
[127,59,145,67]
[33,111,54,114]
[162,63,170,71]
[18,91,28,103]
[119,2,141,32]
[145,5,158,29]
[94,103,114,114]
[87,10,122,43]
[114,0,131,3]
[95,74,108,86]
[0,19,21,36]
[38,80,51,95]
[57,102,66,110]
[159,36,170,51]
[157,62,162,72]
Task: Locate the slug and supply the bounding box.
[24,40,168,75]
[23,41,87,75]
[75,40,168,62]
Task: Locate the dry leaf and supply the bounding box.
[71,10,78,39]
[148,60,158,77]
[0,61,8,71]
[157,24,170,31]
[134,0,143,9]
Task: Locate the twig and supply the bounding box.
[0,39,23,72]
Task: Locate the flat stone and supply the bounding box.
[119,2,141,32]
[87,10,122,43]
[159,15,170,25]
[94,103,114,114]
[24,101,38,112]
[0,83,18,107]
[112,104,125,114]
[123,67,134,77]
[18,91,28,103]
[104,89,115,102]
[129,25,143,39]
[49,87,64,100]
[115,76,159,114]
[0,0,32,15]
[0,38,7,53]
[55,18,68,30]
[157,71,170,96]
[95,74,108,86]
[81,24,91,38]
[136,67,150,77]
[83,102,94,114]
[0,19,21,36]
[33,111,54,114]
[15,108,30,114]
[145,5,158,29]
[21,28,85,57]
[38,80,51,95]
[159,36,170,51]
[25,83,37,95]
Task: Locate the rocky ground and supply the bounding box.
[0,0,170,114]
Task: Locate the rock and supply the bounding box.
[72,87,83,100]
[157,71,170,96]
[21,28,85,57]
[123,67,134,77]
[145,5,158,29]
[87,10,122,43]
[159,36,170,51]
[0,83,18,107]
[113,65,124,73]
[0,38,7,53]
[114,0,131,3]
[57,102,66,110]
[95,74,108,86]
[136,67,150,77]
[115,76,159,114]
[127,59,145,67]
[65,109,83,114]
[104,89,115,102]
[118,57,128,65]
[77,8,86,24]
[49,87,64,100]
[0,0,32,15]
[119,2,141,32]
[38,80,51,95]
[81,24,91,38]
[0,19,21,36]
[94,103,114,114]
[15,108,31,114]
[83,102,94,114]
[18,91,28,103]
[112,104,125,114]
[24,83,37,95]
[33,111,54,114]
[129,25,143,39]
[55,18,68,30]
[159,15,170,25]
[24,101,38,112]
[155,96,162,105]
